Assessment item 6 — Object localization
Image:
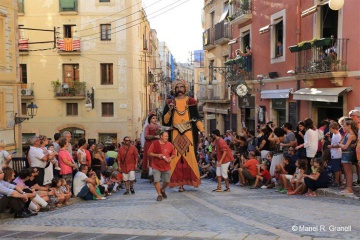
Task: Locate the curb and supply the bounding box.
[315,188,360,200]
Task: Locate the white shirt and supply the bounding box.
[330,132,342,159]
[29,146,46,168]
[73,171,88,196]
[0,150,11,168]
[304,129,318,158]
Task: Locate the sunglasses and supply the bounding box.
[124,139,130,142]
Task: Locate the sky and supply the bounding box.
[142,0,204,63]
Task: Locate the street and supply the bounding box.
[0,175,359,240]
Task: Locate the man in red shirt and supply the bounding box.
[212,129,234,192]
[238,151,258,186]
[117,136,139,195]
[148,131,176,201]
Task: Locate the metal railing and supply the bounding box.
[54,81,86,97]
[214,20,231,43]
[293,38,348,75]
[230,0,252,19]
[203,27,215,49]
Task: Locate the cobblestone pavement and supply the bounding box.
[0,175,359,240]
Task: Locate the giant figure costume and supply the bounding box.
[162,79,204,188]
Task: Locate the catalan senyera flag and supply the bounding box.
[64,38,73,51]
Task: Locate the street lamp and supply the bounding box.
[14,102,38,124]
[329,0,344,10]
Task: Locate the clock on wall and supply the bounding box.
[236,84,248,97]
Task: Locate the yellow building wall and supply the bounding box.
[19,0,150,144]
[0,0,20,151]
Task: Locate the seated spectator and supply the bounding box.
[0,140,12,169]
[237,151,258,186]
[73,164,106,200]
[230,152,241,184]
[277,155,297,193]
[0,168,34,218]
[303,158,328,196]
[50,178,70,207]
[251,162,271,189]
[14,168,50,212]
[60,178,72,203]
[288,159,307,195]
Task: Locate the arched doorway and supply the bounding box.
[60,127,85,146]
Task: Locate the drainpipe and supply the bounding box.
[296,0,301,123]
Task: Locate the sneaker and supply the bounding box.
[55,167,61,171]
[40,205,51,212]
[279,189,288,194]
[96,197,107,200]
[130,188,135,194]
[123,191,130,195]
[261,185,268,189]
[352,180,360,187]
[212,188,223,192]
[275,188,284,192]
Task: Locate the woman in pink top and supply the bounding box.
[58,137,77,193]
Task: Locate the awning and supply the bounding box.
[301,0,329,18]
[203,106,229,114]
[261,89,292,99]
[292,87,352,103]
[219,4,229,22]
[259,25,270,34]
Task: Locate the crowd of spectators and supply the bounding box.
[197,109,360,197]
[0,132,142,218]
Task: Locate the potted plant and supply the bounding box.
[289,45,301,53]
[298,41,312,50]
[51,80,61,93]
[313,38,332,47]
[224,59,234,66]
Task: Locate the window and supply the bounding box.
[275,20,283,57]
[18,0,25,13]
[99,0,110,2]
[64,25,76,38]
[63,64,79,82]
[101,64,113,85]
[59,0,78,12]
[66,103,78,116]
[102,102,114,117]
[0,17,5,66]
[270,10,286,63]
[100,24,111,40]
[20,64,27,84]
[21,103,27,115]
[0,91,5,128]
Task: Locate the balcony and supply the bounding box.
[290,38,349,86]
[59,0,78,14]
[20,84,34,100]
[53,81,86,99]
[203,27,215,50]
[19,39,29,55]
[229,0,252,25]
[214,20,231,45]
[57,38,80,55]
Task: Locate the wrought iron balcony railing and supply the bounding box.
[57,38,80,53]
[290,38,348,76]
[214,20,231,45]
[229,0,252,25]
[203,27,215,50]
[53,81,86,99]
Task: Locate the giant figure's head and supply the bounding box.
[172,79,189,97]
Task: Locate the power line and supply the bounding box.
[75,0,165,34]
[81,0,190,42]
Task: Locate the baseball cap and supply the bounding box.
[349,109,360,117]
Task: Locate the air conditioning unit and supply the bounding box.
[21,89,32,96]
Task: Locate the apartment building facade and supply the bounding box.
[0,0,21,152]
[201,0,359,135]
[18,0,158,146]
